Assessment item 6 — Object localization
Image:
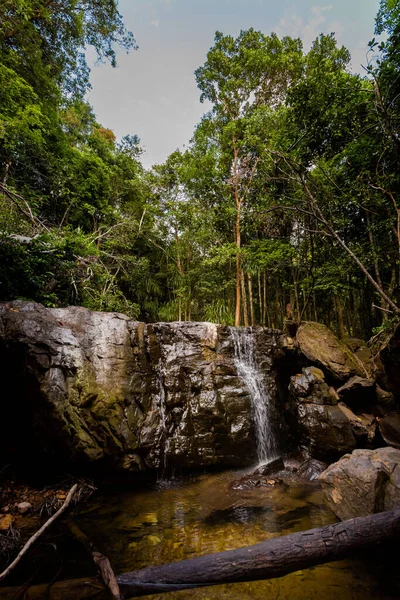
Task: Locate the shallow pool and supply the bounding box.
[79,469,399,599]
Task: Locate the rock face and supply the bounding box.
[296,322,364,382]
[319,447,400,520]
[289,367,356,462]
[337,403,376,446]
[378,413,400,449]
[0,301,284,472]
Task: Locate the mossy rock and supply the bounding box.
[296,322,364,382]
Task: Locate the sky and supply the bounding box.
[86,0,381,169]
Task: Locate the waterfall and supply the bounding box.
[156,361,169,471]
[230,327,278,465]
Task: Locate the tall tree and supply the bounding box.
[195,29,303,325]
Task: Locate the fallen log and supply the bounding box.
[1,506,400,599]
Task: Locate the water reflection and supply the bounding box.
[79,469,399,599]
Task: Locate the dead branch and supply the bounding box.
[0,183,49,232]
[0,484,78,584]
[68,521,122,600]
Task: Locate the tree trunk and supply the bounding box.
[263,272,268,326]
[240,269,249,327]
[3,507,400,599]
[335,295,346,339]
[247,272,254,326]
[258,272,263,325]
[302,180,400,314]
[233,143,241,327]
[366,210,387,318]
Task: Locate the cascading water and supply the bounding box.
[230,327,278,465]
[156,361,169,472]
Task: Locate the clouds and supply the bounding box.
[277,4,343,50]
[87,0,379,168]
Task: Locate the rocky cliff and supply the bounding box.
[0,301,284,472]
[1,302,398,475]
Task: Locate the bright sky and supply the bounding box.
[87,0,381,169]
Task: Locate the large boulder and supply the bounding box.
[378,413,400,449]
[296,322,364,382]
[343,337,384,380]
[318,447,400,520]
[0,301,285,472]
[289,367,356,462]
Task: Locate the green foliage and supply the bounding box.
[1,2,399,336]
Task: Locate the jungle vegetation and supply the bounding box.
[1,0,399,339]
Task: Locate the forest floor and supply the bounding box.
[0,474,95,578]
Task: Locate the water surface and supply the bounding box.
[79,469,398,599]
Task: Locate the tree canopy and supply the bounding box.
[1,0,400,339]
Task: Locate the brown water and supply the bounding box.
[79,469,398,599]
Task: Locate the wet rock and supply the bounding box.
[230,475,286,490]
[296,322,363,382]
[297,458,327,481]
[0,301,284,472]
[343,338,384,380]
[378,413,400,449]
[376,385,396,413]
[338,403,376,445]
[297,403,356,462]
[253,457,285,476]
[319,446,400,520]
[290,367,356,462]
[290,367,338,405]
[337,376,376,412]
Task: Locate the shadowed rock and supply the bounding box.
[378,413,400,449]
[289,367,356,462]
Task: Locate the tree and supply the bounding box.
[195,29,303,325]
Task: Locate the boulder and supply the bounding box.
[343,337,384,380]
[296,322,364,382]
[253,456,284,476]
[289,367,338,405]
[378,412,400,449]
[297,403,356,462]
[297,458,327,481]
[289,367,356,462]
[337,376,376,412]
[376,384,396,413]
[338,403,376,445]
[0,301,285,472]
[318,446,400,520]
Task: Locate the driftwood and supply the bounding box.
[68,520,122,600]
[0,484,78,584]
[1,505,400,599]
